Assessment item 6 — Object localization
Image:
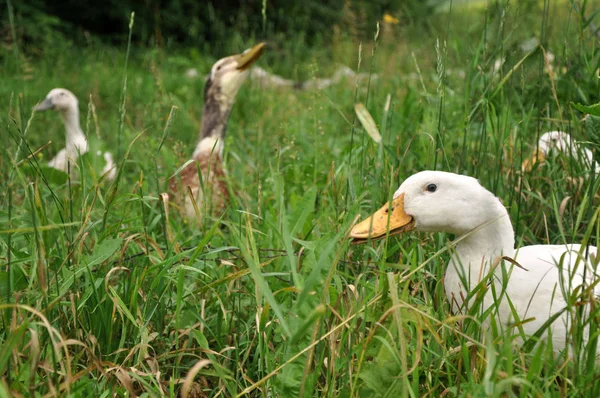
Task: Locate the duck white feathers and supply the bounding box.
[169,43,265,221]
[351,171,599,354]
[522,131,599,175]
[35,88,117,181]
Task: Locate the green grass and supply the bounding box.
[2,1,600,396]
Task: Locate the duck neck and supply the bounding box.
[60,107,88,156]
[199,96,232,139]
[446,204,515,304]
[194,91,233,159]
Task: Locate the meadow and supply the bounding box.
[2,0,600,396]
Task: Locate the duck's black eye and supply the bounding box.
[426,183,437,193]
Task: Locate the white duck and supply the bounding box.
[35,88,116,181]
[351,171,599,354]
[522,130,600,175]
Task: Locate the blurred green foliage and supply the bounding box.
[7,0,441,49]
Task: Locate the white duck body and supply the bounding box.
[35,88,116,181]
[523,131,600,175]
[480,244,594,348]
[351,171,598,354]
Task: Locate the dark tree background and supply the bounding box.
[7,0,438,49]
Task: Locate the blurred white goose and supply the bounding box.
[169,43,265,221]
[522,131,600,175]
[351,171,599,354]
[35,88,116,181]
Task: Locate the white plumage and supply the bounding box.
[35,88,116,181]
[522,130,599,175]
[351,171,598,355]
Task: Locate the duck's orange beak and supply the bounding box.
[521,149,546,172]
[350,193,415,243]
[235,42,266,71]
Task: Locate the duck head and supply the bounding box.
[521,131,572,172]
[35,88,79,114]
[205,42,266,104]
[198,43,265,143]
[350,171,503,242]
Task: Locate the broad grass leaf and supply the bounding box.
[191,329,209,349]
[108,286,137,325]
[571,101,600,117]
[0,268,28,303]
[83,238,123,267]
[0,323,28,375]
[289,186,317,237]
[354,103,382,144]
[22,164,69,185]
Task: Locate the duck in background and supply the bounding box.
[521,131,599,175]
[169,42,265,222]
[34,88,116,181]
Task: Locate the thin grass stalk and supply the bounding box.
[346,43,363,206]
[155,106,178,253]
[5,0,25,161]
[5,186,12,386]
[117,12,135,162]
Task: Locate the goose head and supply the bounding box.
[521,131,572,171]
[205,42,265,105]
[35,88,79,114]
[350,171,505,242]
